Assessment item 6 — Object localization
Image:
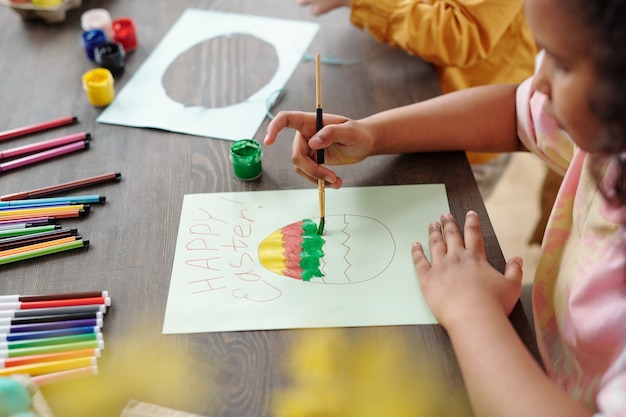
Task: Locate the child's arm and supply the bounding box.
[412,211,592,417]
[350,0,525,68]
[265,83,524,188]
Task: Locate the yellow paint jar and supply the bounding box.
[82,68,115,107]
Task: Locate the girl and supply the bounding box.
[263,0,626,415]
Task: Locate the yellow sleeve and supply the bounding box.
[350,0,525,68]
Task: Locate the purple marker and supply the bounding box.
[0,317,103,334]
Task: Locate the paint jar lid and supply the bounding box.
[81,8,113,38]
[94,42,126,76]
[230,139,263,181]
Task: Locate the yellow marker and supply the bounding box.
[0,356,96,377]
[0,204,86,219]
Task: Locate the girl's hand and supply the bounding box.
[296,0,351,15]
[264,111,378,189]
[411,211,524,328]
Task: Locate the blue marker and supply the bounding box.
[0,195,105,208]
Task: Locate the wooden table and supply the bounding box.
[0,1,538,416]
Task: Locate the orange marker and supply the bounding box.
[0,236,79,257]
[0,356,96,377]
[0,347,100,368]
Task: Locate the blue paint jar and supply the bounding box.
[82,29,106,61]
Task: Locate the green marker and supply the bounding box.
[0,224,58,239]
[0,331,100,350]
[0,338,104,359]
[0,239,89,265]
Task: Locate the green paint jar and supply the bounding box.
[230,139,263,180]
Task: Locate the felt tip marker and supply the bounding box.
[0,317,103,334]
[0,195,105,208]
[0,217,53,227]
[0,304,106,319]
[0,222,50,231]
[0,203,90,219]
[0,311,103,327]
[0,219,53,230]
[0,291,108,304]
[0,330,101,350]
[0,140,89,173]
[0,172,121,201]
[0,339,105,358]
[0,236,81,257]
[0,116,77,142]
[32,364,98,386]
[0,224,60,239]
[0,295,108,311]
[0,330,102,351]
[0,325,101,343]
[0,356,97,377]
[0,347,101,368]
[0,228,78,252]
[0,132,90,161]
[0,239,90,266]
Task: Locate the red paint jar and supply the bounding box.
[112,17,137,52]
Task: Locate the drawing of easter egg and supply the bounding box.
[258,215,396,284]
[162,33,278,108]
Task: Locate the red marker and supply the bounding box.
[0,116,78,141]
[0,297,111,311]
[0,291,107,304]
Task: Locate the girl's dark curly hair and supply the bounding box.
[559,0,626,206]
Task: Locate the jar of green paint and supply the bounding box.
[230,139,263,180]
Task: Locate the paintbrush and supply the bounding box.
[315,53,325,235]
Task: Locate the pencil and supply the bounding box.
[315,53,325,235]
[0,116,77,142]
[1,172,121,201]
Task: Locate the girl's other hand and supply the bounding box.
[264,111,378,188]
[411,211,524,328]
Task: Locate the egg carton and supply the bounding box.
[0,0,82,23]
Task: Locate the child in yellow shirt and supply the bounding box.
[298,0,538,197]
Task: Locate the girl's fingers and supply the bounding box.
[427,221,447,260]
[439,213,464,250]
[411,241,431,275]
[461,210,486,254]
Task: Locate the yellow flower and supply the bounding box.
[273,328,465,417]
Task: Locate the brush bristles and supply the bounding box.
[317,217,325,235]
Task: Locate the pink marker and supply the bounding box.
[0,140,89,173]
[0,116,77,141]
[0,132,89,161]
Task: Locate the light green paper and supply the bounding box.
[163,184,449,334]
